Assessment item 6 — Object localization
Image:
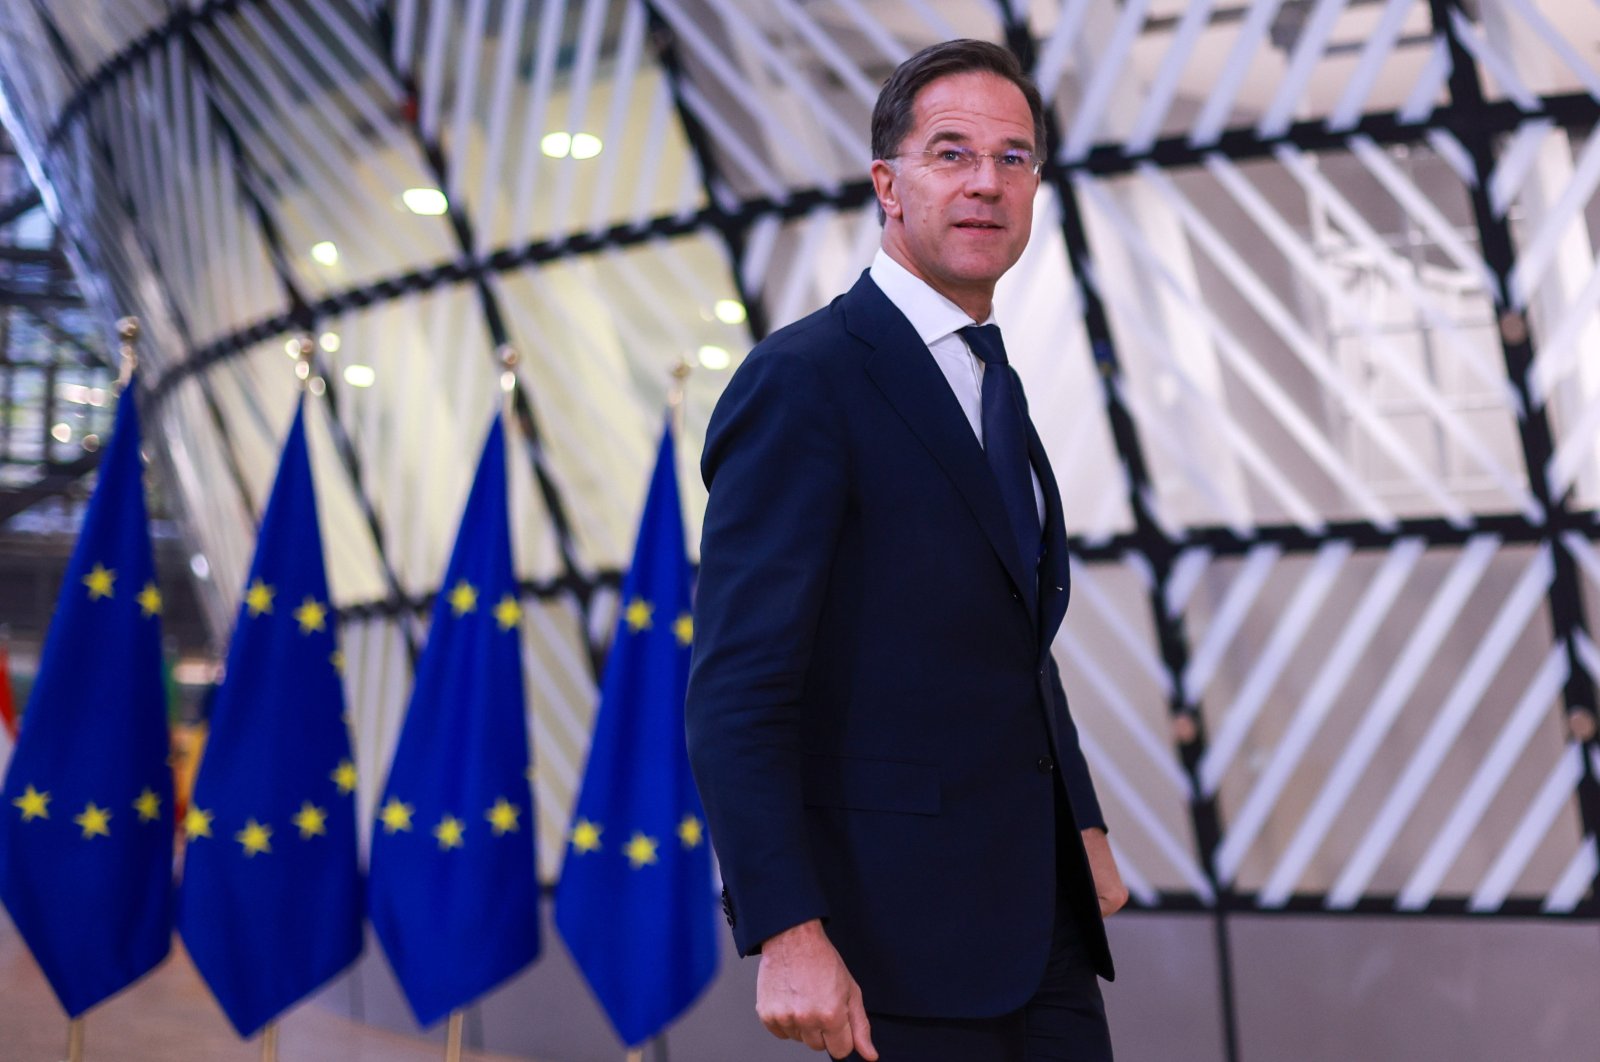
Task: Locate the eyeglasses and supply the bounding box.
[892,147,1044,179]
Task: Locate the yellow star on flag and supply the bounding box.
[236,819,272,856]
[673,613,694,647]
[570,818,602,854]
[82,563,116,600]
[330,649,346,674]
[185,806,214,839]
[133,788,162,823]
[137,582,163,617]
[493,593,522,631]
[447,579,479,616]
[245,579,275,617]
[74,803,111,839]
[624,597,654,632]
[292,802,328,839]
[12,785,50,821]
[294,596,328,634]
[378,797,414,834]
[624,831,660,869]
[485,798,521,835]
[433,814,466,850]
[677,813,704,849]
[331,759,358,795]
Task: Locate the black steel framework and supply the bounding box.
[8,3,1600,1059]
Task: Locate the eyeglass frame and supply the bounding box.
[887,146,1045,178]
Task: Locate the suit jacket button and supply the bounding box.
[1037,755,1055,773]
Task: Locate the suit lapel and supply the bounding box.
[1027,415,1072,659]
[845,274,1038,610]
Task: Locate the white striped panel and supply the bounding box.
[1214,537,1427,885]
[1395,644,1568,909]
[1397,35,1452,125]
[1256,0,1350,139]
[1259,534,1502,906]
[1273,146,1531,510]
[1061,0,1150,163]
[1164,548,1213,621]
[1576,629,1600,686]
[1077,727,1215,902]
[1543,835,1598,914]
[584,0,650,237]
[1189,0,1287,147]
[507,0,570,243]
[473,0,531,251]
[1110,838,1159,908]
[1468,744,1584,911]
[1126,0,1215,153]
[1530,242,1600,402]
[1327,545,1556,908]
[444,0,491,207]
[1499,0,1600,100]
[1082,171,1398,526]
[546,0,611,250]
[1200,540,1355,796]
[416,0,453,142]
[1184,544,1281,701]
[1489,119,1555,219]
[772,0,880,110]
[828,0,912,68]
[1426,127,1478,188]
[1059,635,1190,798]
[1067,557,1172,695]
[1033,0,1095,107]
[1510,127,1600,307]
[1142,159,1495,522]
[1448,7,1540,111]
[1326,0,1420,132]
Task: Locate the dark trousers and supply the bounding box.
[849,786,1113,1061]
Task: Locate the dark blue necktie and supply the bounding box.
[960,324,1040,579]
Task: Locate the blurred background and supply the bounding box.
[1,1,1599,1059]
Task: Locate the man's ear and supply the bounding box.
[869,159,901,220]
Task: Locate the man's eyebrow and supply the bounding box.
[923,129,1035,151]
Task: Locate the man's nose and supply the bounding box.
[964,157,1005,194]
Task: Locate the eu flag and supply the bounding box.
[555,421,718,1046]
[0,376,173,1016]
[175,398,362,1037]
[368,413,539,1026]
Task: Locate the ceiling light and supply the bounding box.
[541,132,572,159]
[570,133,602,159]
[344,364,376,388]
[311,241,339,266]
[714,299,747,325]
[51,422,71,443]
[697,345,731,371]
[320,331,341,353]
[401,187,449,215]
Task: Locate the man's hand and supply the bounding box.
[1082,827,1129,918]
[756,919,878,1060]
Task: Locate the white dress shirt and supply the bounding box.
[868,249,1045,526]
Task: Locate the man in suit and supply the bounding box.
[685,39,1126,1062]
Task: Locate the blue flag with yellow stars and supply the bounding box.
[368,413,539,1027]
[554,421,718,1047]
[0,376,173,1017]
[175,398,362,1037]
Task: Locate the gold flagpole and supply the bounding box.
[444,1010,465,1062]
[623,1051,644,1062]
[260,1022,278,1062]
[294,334,315,391]
[65,1017,84,1062]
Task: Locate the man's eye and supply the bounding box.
[938,149,969,164]
[998,152,1031,168]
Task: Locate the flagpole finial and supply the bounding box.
[498,344,519,395]
[116,316,140,390]
[667,359,691,437]
[293,335,315,389]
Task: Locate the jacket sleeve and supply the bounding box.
[685,341,847,956]
[1049,654,1106,832]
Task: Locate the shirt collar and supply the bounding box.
[869,248,997,347]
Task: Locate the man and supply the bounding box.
[685,39,1126,1062]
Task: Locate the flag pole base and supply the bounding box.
[65,1017,85,1062]
[445,1011,464,1062]
[624,1051,644,1062]
[260,1022,278,1062]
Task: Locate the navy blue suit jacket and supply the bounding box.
[686,272,1114,1020]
